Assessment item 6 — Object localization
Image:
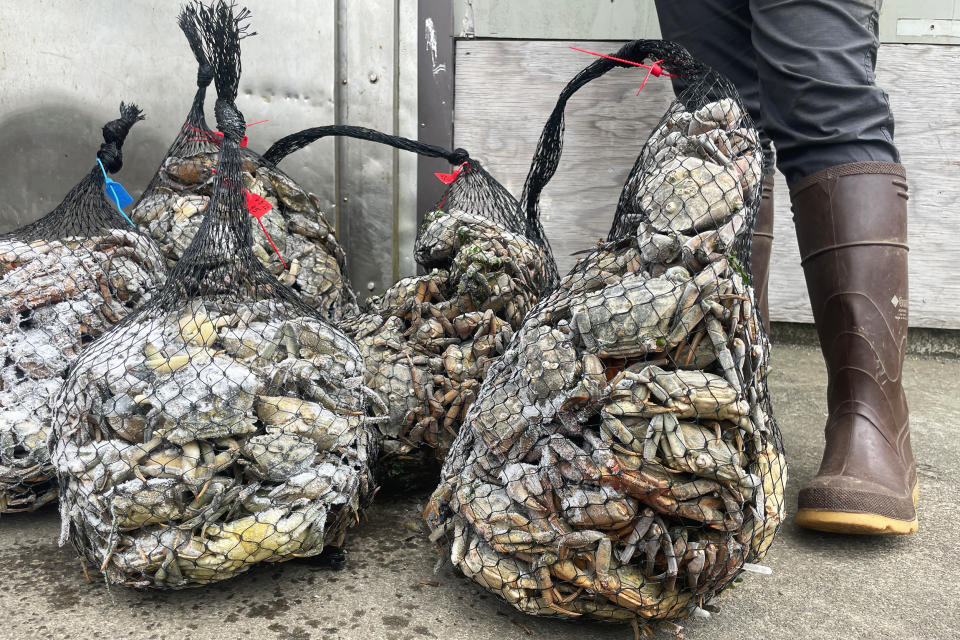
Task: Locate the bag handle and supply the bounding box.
[263,124,558,287]
[519,39,706,237]
[263,125,469,167]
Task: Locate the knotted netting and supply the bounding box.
[131,4,356,321]
[424,40,786,631]
[0,104,164,513]
[50,2,378,588]
[265,124,560,484]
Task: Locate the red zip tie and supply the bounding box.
[187,119,269,146]
[569,46,677,94]
[247,192,286,268]
[436,162,469,209]
[211,167,287,268]
[435,161,468,184]
[252,213,287,269]
[211,131,249,147]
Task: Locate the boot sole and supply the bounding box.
[796,484,919,535]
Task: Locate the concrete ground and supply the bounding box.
[1,344,957,640]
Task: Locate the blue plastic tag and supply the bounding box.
[96,158,136,229]
[104,178,133,209]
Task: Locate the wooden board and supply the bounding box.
[453,40,960,329]
[454,0,661,40]
[454,0,960,44]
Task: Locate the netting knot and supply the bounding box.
[197,63,214,88]
[97,102,144,173]
[101,102,145,146]
[449,148,470,165]
[215,98,246,142]
[96,142,123,174]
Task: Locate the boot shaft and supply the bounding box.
[791,162,915,512]
[751,174,774,332]
[790,162,909,401]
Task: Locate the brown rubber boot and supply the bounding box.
[751,174,775,332]
[791,162,917,535]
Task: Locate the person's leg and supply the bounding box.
[654,0,775,328]
[751,0,916,534]
[790,164,914,534]
[654,0,774,170]
[751,0,898,184]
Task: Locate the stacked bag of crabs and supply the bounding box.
[424,40,786,631]
[342,159,559,484]
[130,4,356,322]
[50,2,379,589]
[0,104,165,513]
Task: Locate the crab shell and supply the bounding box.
[570,269,690,358]
[636,156,744,236]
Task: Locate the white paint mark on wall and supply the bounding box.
[424,17,446,76]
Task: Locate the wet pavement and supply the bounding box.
[1,344,957,640]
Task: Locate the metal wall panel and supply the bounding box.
[338,0,399,294]
[0,1,336,231]
[397,0,421,280]
[0,0,419,294]
[417,0,455,231]
[880,0,960,44]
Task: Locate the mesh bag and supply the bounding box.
[263,125,559,483]
[424,40,786,630]
[362,162,557,482]
[0,104,164,513]
[131,5,356,322]
[50,3,377,589]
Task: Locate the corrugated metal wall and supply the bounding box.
[0,0,419,294]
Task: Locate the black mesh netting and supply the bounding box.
[265,126,563,484]
[355,161,558,482]
[424,40,786,631]
[130,4,356,322]
[0,104,165,513]
[50,2,378,588]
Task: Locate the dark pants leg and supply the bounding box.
[655,0,776,327]
[654,0,776,174]
[654,0,898,185]
[750,0,898,184]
